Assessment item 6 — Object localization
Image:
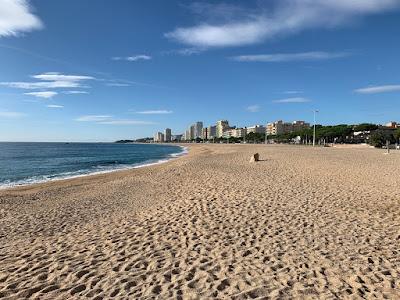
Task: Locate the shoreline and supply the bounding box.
[0,144,189,192]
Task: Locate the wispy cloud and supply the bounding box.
[135,110,173,114]
[0,0,43,37]
[273,97,311,103]
[75,115,155,125]
[163,47,205,56]
[0,72,94,90]
[231,51,350,62]
[166,1,400,48]
[354,84,400,94]
[32,73,94,82]
[103,79,168,89]
[112,55,152,62]
[63,90,89,94]
[0,111,26,118]
[47,104,64,108]
[284,90,303,94]
[75,115,112,122]
[246,105,260,113]
[24,91,57,99]
[105,82,132,87]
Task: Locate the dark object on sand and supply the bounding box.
[250,153,260,162]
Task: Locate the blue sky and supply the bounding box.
[0,0,400,142]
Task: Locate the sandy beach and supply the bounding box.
[0,144,399,299]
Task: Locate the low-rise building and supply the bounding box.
[233,128,246,138]
[386,121,398,128]
[292,121,310,132]
[172,134,183,142]
[266,120,310,135]
[246,125,265,134]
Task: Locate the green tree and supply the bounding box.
[395,128,400,141]
[353,123,379,132]
[369,130,395,148]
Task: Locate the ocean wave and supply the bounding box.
[0,145,187,190]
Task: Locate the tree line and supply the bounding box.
[194,123,400,148]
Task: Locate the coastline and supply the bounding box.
[1,144,399,298]
[0,144,188,191]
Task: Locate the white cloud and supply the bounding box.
[63,90,89,94]
[47,104,64,108]
[273,97,311,103]
[32,73,94,81]
[24,91,57,99]
[232,52,350,62]
[167,47,205,56]
[166,0,400,48]
[136,110,173,114]
[0,0,43,37]
[0,111,26,118]
[246,105,260,112]
[284,90,303,94]
[354,84,400,94]
[0,72,94,90]
[74,115,154,125]
[112,55,152,62]
[1,81,79,89]
[105,82,131,87]
[75,115,112,122]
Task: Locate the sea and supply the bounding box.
[0,142,186,189]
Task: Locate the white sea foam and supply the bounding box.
[0,145,187,190]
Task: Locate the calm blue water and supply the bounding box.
[0,143,186,188]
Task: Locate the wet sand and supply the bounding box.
[0,144,399,299]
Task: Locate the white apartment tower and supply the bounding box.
[154,132,164,143]
[216,120,229,138]
[194,121,203,139]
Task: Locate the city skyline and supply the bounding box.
[152,118,400,142]
[1,1,400,142]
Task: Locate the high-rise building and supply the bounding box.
[216,120,229,138]
[208,126,217,139]
[190,125,195,140]
[194,121,203,139]
[165,128,172,142]
[202,127,208,140]
[184,129,190,141]
[154,132,164,142]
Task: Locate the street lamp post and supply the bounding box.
[313,110,319,147]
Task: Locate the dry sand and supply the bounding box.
[0,144,399,299]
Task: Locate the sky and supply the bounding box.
[0,0,400,142]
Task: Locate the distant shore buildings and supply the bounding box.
[151,118,399,146]
[153,119,309,143]
[386,121,398,129]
